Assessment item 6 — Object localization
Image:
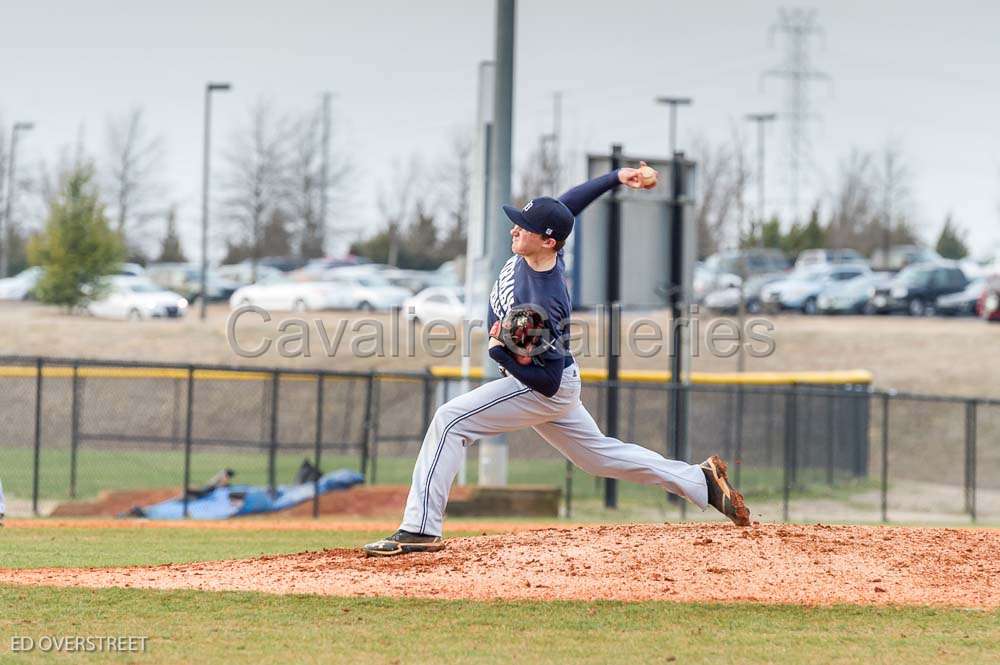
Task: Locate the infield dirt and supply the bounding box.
[3,523,997,608]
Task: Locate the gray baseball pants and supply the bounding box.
[400,364,709,537]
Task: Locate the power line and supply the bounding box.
[764,7,830,223]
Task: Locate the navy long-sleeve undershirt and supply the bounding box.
[559,169,621,216]
[489,345,563,397]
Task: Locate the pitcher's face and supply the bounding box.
[510,224,552,256]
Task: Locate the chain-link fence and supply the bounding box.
[1,355,996,523]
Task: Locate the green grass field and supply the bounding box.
[3,445,872,510]
[1,524,997,664]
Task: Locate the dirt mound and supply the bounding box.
[50,489,180,517]
[3,523,998,607]
[282,485,473,518]
[50,485,431,518]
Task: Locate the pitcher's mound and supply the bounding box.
[4,523,997,607]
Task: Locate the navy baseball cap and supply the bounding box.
[502,197,575,242]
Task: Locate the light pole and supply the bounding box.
[744,113,777,242]
[200,82,232,321]
[2,121,34,278]
[654,96,692,156]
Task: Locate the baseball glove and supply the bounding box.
[490,305,548,366]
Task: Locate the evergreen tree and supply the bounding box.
[798,208,827,251]
[401,204,441,269]
[28,166,125,308]
[781,208,827,258]
[741,216,784,249]
[157,206,187,263]
[260,209,293,257]
[935,215,969,259]
[349,232,390,265]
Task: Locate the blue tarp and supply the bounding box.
[135,469,365,520]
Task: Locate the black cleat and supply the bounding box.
[700,455,751,526]
[363,529,445,557]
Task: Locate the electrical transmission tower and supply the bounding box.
[764,8,830,222]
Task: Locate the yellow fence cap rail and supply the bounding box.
[0,363,872,386]
[430,365,872,386]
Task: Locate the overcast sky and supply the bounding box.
[3,0,999,260]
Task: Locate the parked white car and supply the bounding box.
[323,269,411,310]
[229,275,342,312]
[761,264,870,314]
[404,287,465,322]
[0,267,43,300]
[116,262,146,277]
[794,248,866,271]
[216,262,282,286]
[87,277,188,320]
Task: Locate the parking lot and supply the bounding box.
[2,300,997,397]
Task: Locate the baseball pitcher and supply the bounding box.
[365,164,750,556]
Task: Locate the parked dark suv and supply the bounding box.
[869,262,968,316]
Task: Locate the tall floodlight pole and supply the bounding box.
[745,113,777,242]
[655,97,692,156]
[200,82,232,321]
[1,122,34,278]
[320,92,332,255]
[479,0,515,487]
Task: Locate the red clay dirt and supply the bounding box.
[3,523,998,608]
[49,485,422,518]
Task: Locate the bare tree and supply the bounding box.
[513,133,561,208]
[435,128,473,259]
[874,140,914,255]
[729,124,752,247]
[287,103,351,259]
[104,108,164,246]
[826,148,875,250]
[288,107,323,259]
[690,133,751,258]
[376,155,421,267]
[220,100,290,279]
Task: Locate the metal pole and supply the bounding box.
[734,387,744,488]
[2,122,33,278]
[313,374,324,519]
[478,0,516,487]
[200,83,230,320]
[564,459,573,519]
[965,400,977,522]
[268,371,280,495]
[605,143,623,509]
[880,393,889,522]
[790,386,799,488]
[199,87,212,321]
[552,91,562,194]
[655,97,692,157]
[319,92,331,254]
[783,389,796,523]
[171,377,181,448]
[826,393,836,486]
[360,374,375,480]
[370,379,381,484]
[69,362,80,499]
[745,113,776,242]
[31,357,43,515]
[182,366,195,518]
[667,150,688,516]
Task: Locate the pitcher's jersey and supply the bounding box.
[485,169,624,367]
[487,251,572,364]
